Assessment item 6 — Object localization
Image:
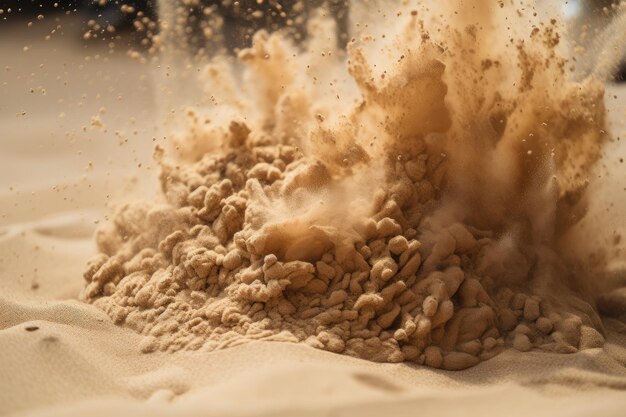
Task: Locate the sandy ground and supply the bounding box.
[1,14,626,417]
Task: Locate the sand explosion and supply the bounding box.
[81,1,612,370]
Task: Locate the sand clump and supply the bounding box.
[82,2,612,370]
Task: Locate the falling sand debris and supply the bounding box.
[82,1,616,370]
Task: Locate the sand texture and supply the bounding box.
[2,2,626,416]
[2,50,626,417]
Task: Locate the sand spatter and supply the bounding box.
[82,4,610,370]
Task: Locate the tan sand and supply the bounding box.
[1,2,626,416]
[80,1,620,369]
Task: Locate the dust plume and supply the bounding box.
[81,0,617,369]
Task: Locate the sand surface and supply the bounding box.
[2,14,626,417]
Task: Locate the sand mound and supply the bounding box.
[81,2,616,370]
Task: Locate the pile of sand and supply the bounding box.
[81,1,615,370]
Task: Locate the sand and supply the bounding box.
[2,2,626,416]
[79,1,619,369]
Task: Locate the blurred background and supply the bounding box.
[1,1,622,70]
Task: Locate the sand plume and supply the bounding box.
[82,0,616,370]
